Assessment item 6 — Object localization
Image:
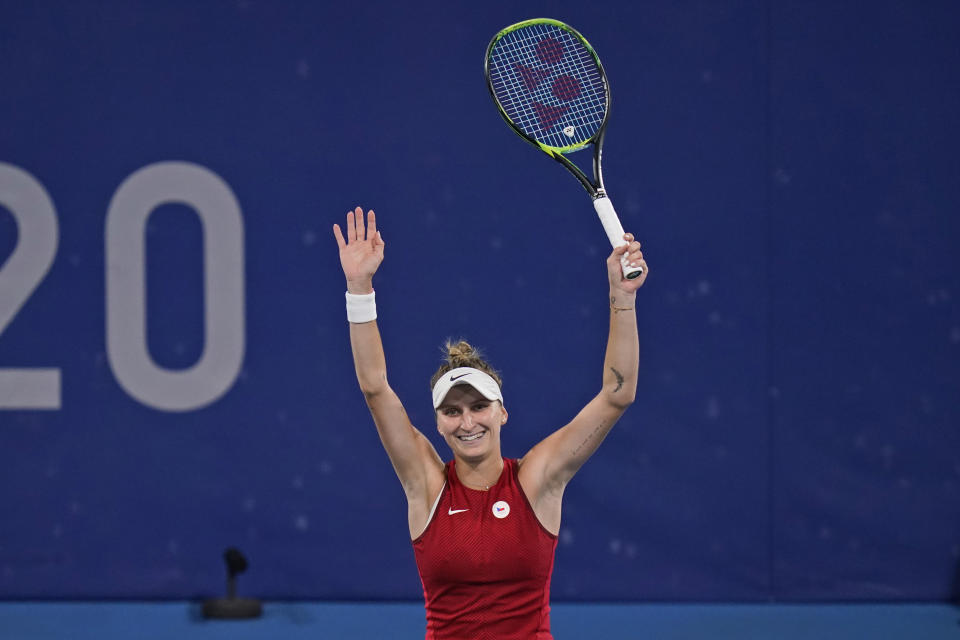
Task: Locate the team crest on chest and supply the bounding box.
[492,500,510,519]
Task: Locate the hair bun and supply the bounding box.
[445,339,479,366]
[429,339,502,390]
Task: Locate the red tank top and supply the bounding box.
[412,458,558,640]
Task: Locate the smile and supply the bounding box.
[458,432,485,442]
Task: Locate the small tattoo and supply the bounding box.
[610,296,631,313]
[611,367,624,392]
[572,423,604,456]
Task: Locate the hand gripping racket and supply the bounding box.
[485,18,643,278]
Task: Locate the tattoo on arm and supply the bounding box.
[611,367,624,392]
[610,296,632,313]
[572,423,605,456]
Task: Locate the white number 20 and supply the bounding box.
[0,161,245,412]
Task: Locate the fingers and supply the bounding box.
[610,233,644,270]
[346,209,356,242]
[613,233,638,249]
[354,205,365,240]
[344,206,378,244]
[333,223,346,248]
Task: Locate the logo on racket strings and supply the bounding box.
[509,34,584,131]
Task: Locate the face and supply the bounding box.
[436,385,508,461]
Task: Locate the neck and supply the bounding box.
[455,456,504,491]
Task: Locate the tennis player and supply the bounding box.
[334,206,647,640]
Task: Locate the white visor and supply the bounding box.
[432,367,503,409]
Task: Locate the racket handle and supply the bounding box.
[593,196,643,279]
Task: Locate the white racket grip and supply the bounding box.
[593,196,643,279]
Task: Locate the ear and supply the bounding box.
[499,405,508,425]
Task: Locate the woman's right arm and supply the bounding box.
[334,207,444,507]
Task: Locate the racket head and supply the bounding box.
[485,18,610,157]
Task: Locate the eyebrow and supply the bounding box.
[437,400,488,410]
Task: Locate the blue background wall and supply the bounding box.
[1,0,958,601]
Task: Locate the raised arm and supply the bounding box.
[519,234,648,528]
[333,208,443,527]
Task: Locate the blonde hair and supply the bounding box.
[429,339,502,390]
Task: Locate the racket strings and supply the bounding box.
[488,22,607,150]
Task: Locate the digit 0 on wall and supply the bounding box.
[106,162,246,412]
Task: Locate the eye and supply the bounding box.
[441,407,460,417]
[472,402,490,412]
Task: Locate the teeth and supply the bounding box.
[459,432,483,441]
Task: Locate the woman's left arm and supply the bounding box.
[520,234,648,503]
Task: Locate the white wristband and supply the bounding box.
[345,291,377,323]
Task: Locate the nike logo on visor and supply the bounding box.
[449,373,471,381]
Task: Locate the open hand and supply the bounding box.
[333,207,384,293]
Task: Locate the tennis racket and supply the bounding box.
[484,18,642,278]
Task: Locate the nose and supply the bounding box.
[461,412,474,429]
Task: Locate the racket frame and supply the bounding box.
[484,19,643,278]
[484,19,611,197]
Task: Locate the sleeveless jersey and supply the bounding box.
[412,458,558,640]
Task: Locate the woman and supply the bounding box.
[333,206,648,640]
